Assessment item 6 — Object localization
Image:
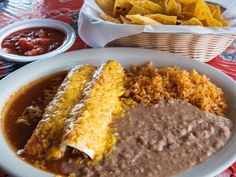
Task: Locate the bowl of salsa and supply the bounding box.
[0,19,76,62]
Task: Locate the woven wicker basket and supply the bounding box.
[106,33,236,62]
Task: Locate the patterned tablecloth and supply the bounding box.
[0,0,236,177]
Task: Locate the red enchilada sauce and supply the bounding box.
[1,27,65,56]
[3,72,95,176]
[3,72,69,175]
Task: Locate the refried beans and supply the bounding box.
[64,99,232,177]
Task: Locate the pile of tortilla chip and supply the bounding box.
[96,0,229,27]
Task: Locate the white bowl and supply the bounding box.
[0,18,76,62]
[0,48,236,177]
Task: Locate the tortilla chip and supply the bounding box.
[181,17,203,26]
[216,16,229,27]
[128,5,151,15]
[96,0,225,27]
[193,0,212,20]
[100,13,121,24]
[206,17,222,27]
[113,0,132,17]
[179,0,197,6]
[96,0,115,16]
[207,3,218,16]
[181,2,195,14]
[166,0,181,16]
[130,0,163,13]
[153,0,168,12]
[193,0,223,27]
[181,12,194,19]
[146,14,177,24]
[207,3,229,26]
[126,14,162,25]
[120,15,132,24]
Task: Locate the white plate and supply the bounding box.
[0,48,236,177]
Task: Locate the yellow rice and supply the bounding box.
[123,62,227,116]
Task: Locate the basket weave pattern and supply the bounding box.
[107,33,236,62]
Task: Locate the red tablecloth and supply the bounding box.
[0,0,236,177]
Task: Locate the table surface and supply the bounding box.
[0,0,236,177]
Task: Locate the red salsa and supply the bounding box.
[1,27,65,56]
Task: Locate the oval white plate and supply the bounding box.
[0,18,76,62]
[0,48,236,177]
